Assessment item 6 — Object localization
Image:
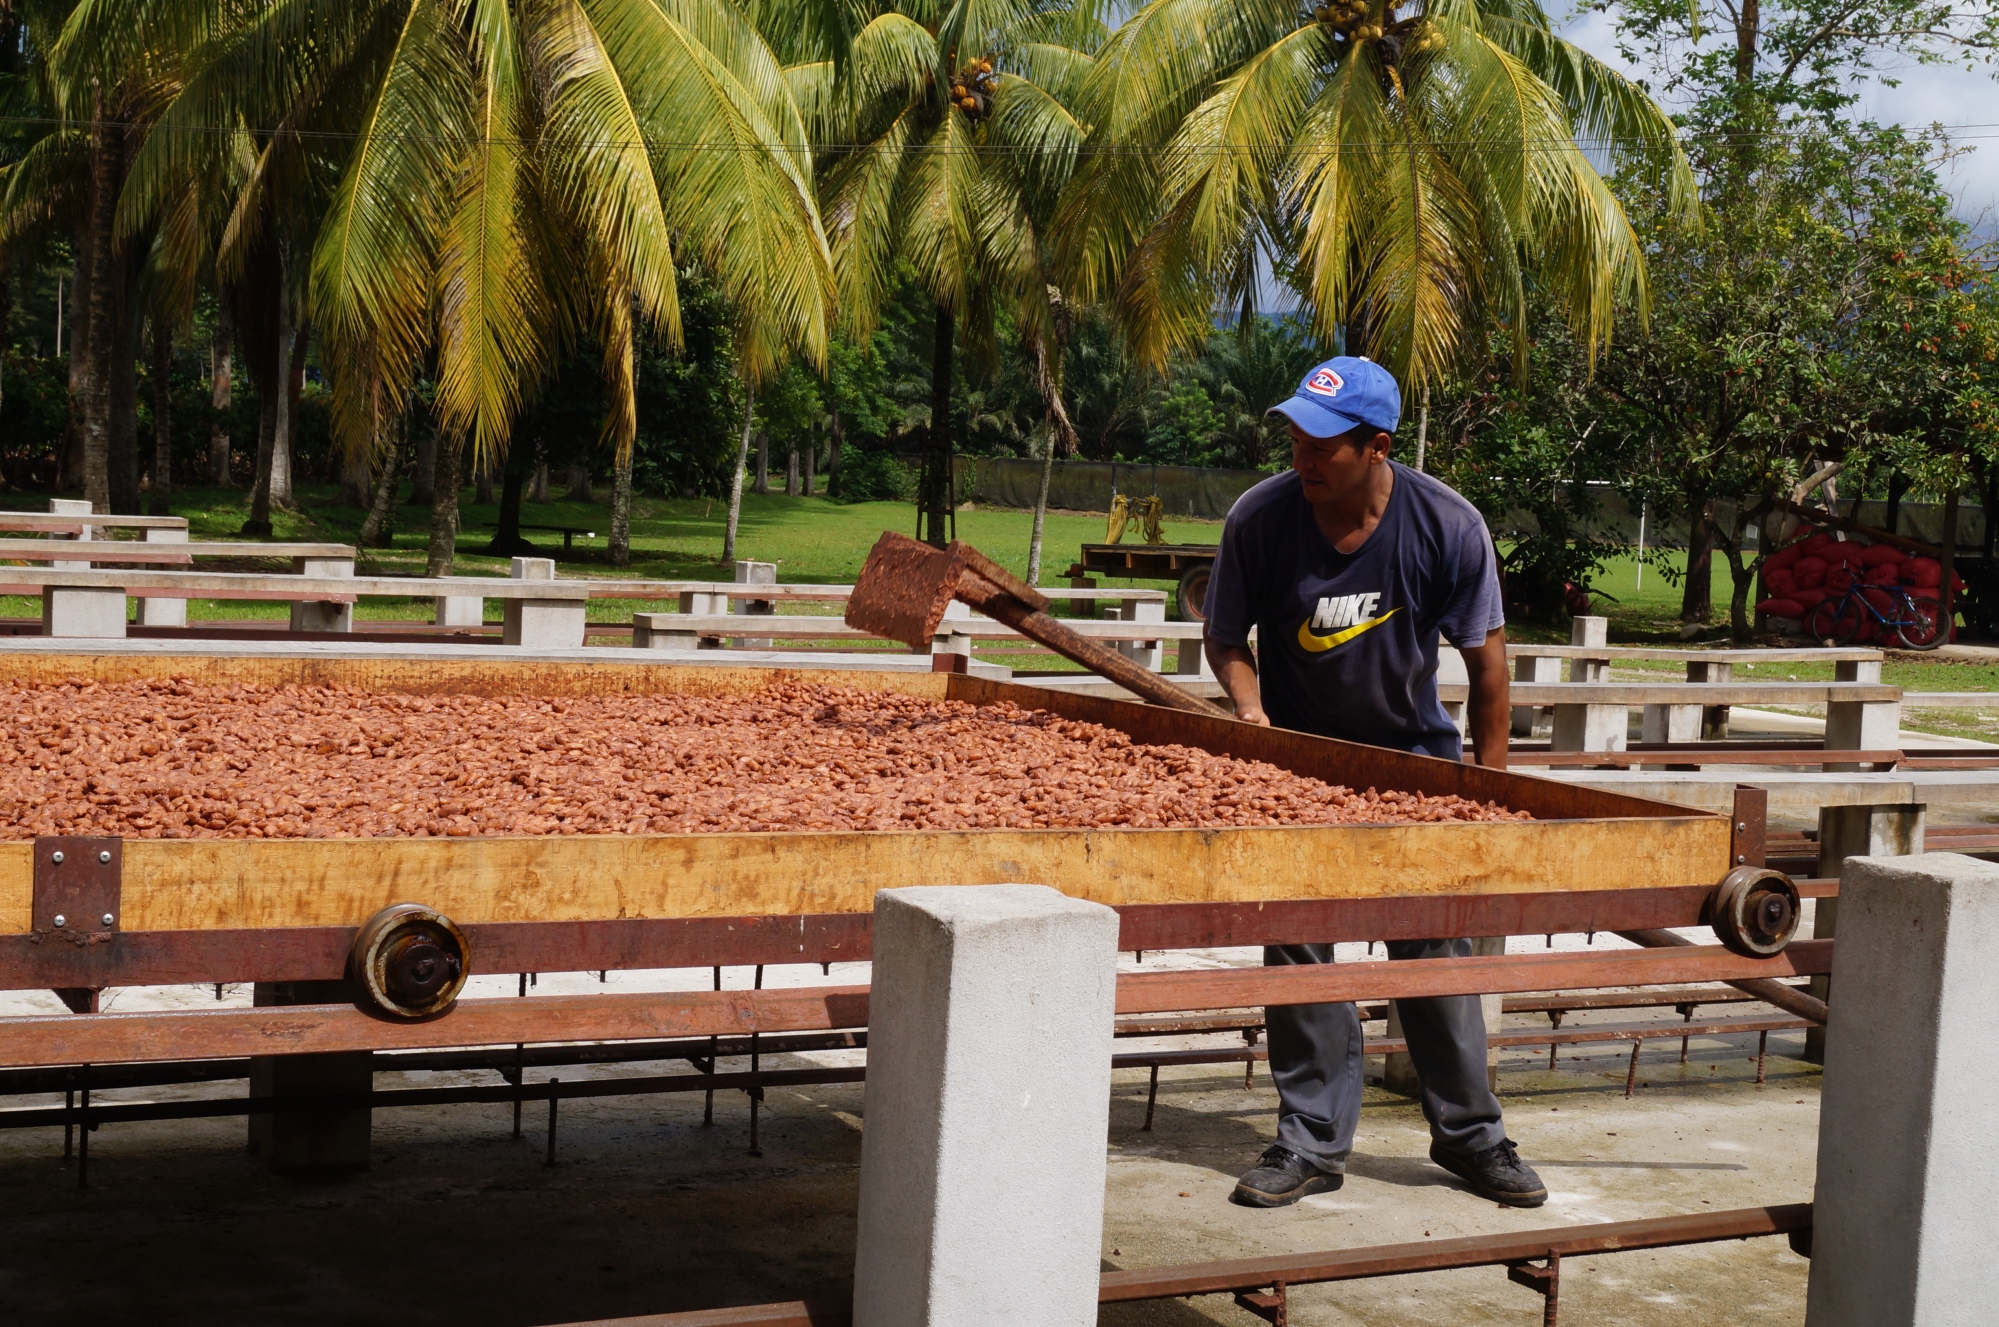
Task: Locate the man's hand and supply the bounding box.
[1205,640,1269,725]
[1461,627,1509,769]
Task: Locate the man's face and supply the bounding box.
[1289,422,1388,504]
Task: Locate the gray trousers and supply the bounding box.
[1265,938,1505,1172]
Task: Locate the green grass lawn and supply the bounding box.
[5,483,1994,709]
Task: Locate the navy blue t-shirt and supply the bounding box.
[1203,463,1504,757]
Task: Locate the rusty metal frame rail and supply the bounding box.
[0,1016,1807,1134]
[542,1204,1813,1327]
[0,942,1833,1070]
[0,887,1760,993]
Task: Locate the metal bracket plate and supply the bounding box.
[32,835,123,940]
[32,837,122,1015]
[1731,786,1768,869]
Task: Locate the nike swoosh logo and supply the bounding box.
[1296,607,1402,653]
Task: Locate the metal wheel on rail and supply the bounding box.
[348,903,471,1019]
[1706,866,1801,958]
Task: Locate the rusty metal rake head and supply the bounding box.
[845,532,1049,648]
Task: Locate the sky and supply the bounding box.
[1557,8,1999,227]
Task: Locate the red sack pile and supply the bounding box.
[1756,533,1960,640]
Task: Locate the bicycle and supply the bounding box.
[1806,582,1946,650]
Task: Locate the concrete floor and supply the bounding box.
[0,954,1818,1327]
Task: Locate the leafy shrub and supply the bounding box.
[836,446,916,502]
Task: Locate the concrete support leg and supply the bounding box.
[502,599,587,648]
[1825,699,1902,771]
[434,596,485,627]
[1510,656,1558,738]
[138,527,189,626]
[1641,703,1703,745]
[1804,853,1999,1326]
[289,601,355,632]
[248,979,371,1173]
[1385,936,1504,1094]
[1567,615,1608,682]
[851,884,1118,1327]
[1688,660,1733,739]
[1551,703,1627,753]
[1116,599,1166,672]
[1805,803,1925,1063]
[43,587,127,638]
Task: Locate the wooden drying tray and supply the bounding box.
[0,652,1732,936]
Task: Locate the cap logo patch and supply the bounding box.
[1305,368,1344,398]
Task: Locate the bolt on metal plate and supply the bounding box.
[32,837,122,938]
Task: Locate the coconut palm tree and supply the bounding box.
[69,0,834,516]
[1062,0,1696,385]
[788,0,1095,546]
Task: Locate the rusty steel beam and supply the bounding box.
[0,985,871,1070]
[1096,1202,1812,1300]
[0,942,1831,1070]
[1112,941,1833,1016]
[1618,929,1828,1023]
[542,1205,1811,1326]
[0,889,1747,992]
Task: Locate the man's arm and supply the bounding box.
[1460,627,1509,768]
[1205,640,1268,726]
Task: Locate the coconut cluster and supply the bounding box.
[951,58,1000,120]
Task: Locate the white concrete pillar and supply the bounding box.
[852,884,1119,1327]
[733,559,776,647]
[1116,598,1165,671]
[43,586,127,638]
[1174,630,1213,677]
[632,612,697,650]
[1567,615,1608,682]
[1687,659,1733,739]
[501,558,585,648]
[290,557,356,633]
[47,498,92,571]
[1825,699,1901,771]
[1551,703,1627,753]
[1641,703,1703,744]
[1805,803,1924,1063]
[434,596,485,628]
[1835,658,1883,683]
[1805,852,1999,1327]
[1511,655,1558,737]
[138,527,189,627]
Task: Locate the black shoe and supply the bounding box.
[1430,1138,1548,1207]
[1230,1145,1343,1208]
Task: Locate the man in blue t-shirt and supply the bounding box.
[1204,356,1547,1210]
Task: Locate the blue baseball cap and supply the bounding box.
[1267,356,1401,439]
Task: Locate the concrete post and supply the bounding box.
[1804,853,1999,1326]
[851,884,1119,1327]
[1641,703,1702,745]
[1804,803,1924,1063]
[1116,598,1165,672]
[1551,703,1627,753]
[43,586,127,638]
[434,596,485,628]
[1567,616,1608,682]
[1835,658,1883,683]
[1511,655,1558,738]
[47,498,92,571]
[502,558,586,648]
[632,612,698,650]
[1825,697,1901,772]
[289,557,356,633]
[137,527,189,627]
[733,559,776,648]
[1687,659,1733,739]
[248,979,371,1173]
